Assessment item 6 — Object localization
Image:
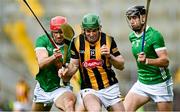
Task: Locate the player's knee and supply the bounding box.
[65,99,75,109]
[55,93,76,110]
[63,95,76,109]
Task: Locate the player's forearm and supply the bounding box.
[66,63,79,77]
[145,57,169,67]
[110,55,124,70]
[38,55,56,69]
[58,62,78,82]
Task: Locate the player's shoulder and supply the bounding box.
[129,32,134,37]
[38,34,49,39]
[36,34,50,41]
[148,26,161,35]
[149,27,163,38]
[147,27,164,44]
[128,32,135,40]
[100,32,114,40]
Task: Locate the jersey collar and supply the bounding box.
[57,44,64,48]
[134,25,150,38]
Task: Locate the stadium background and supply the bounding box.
[0,0,180,111]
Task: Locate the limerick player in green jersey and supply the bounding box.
[123,5,173,111]
[32,16,76,111]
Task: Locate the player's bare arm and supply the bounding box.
[110,55,124,70]
[67,58,79,75]
[58,58,79,82]
[100,44,124,70]
[146,49,169,67]
[36,48,62,69]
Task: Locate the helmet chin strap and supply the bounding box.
[51,34,64,46]
[56,41,64,46]
[84,31,101,44]
[133,24,144,34]
[84,34,96,44]
[133,17,145,33]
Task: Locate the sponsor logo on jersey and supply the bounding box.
[82,59,104,69]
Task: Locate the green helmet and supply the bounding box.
[82,13,101,29]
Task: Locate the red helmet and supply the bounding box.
[50,16,67,31]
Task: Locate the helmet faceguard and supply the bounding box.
[50,16,67,45]
[125,5,146,31]
[82,13,101,30]
[81,13,102,44]
[50,16,67,31]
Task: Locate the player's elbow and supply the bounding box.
[115,61,125,70]
[159,57,169,67]
[119,62,125,70]
[163,58,169,67]
[118,57,125,70]
[121,64,125,70]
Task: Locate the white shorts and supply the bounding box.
[130,78,173,102]
[77,83,123,108]
[33,82,72,104]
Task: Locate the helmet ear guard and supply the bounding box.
[140,15,146,24]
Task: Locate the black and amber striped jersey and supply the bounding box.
[71,32,121,90]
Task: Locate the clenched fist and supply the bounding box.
[100,44,110,58]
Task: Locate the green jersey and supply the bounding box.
[129,26,171,84]
[35,34,70,92]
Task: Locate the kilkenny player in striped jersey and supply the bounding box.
[59,13,125,111]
